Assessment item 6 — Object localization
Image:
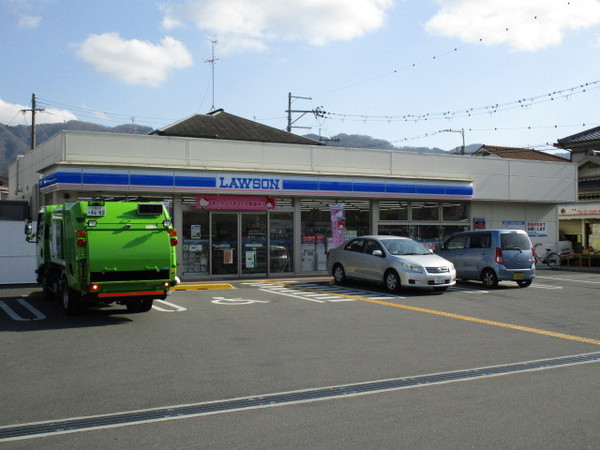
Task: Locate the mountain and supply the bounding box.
[0,121,153,177]
[304,133,449,154]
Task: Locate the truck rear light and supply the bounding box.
[75,229,86,238]
[168,228,178,246]
[76,239,87,247]
[89,283,101,292]
[495,247,504,264]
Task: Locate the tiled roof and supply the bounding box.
[151,110,321,146]
[555,125,600,148]
[473,145,570,162]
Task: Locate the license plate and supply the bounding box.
[434,276,446,284]
[87,205,105,217]
[513,272,524,280]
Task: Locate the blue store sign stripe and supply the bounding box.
[40,170,473,198]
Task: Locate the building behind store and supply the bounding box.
[555,125,600,251]
[9,110,577,282]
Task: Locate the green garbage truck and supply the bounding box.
[25,200,178,314]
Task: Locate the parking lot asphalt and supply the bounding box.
[1,271,599,449]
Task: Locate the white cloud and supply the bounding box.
[17,14,41,29]
[426,0,600,51]
[75,33,193,86]
[0,98,77,125]
[160,0,393,54]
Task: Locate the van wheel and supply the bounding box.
[61,279,81,315]
[332,264,346,284]
[517,280,532,288]
[384,270,401,292]
[481,269,498,289]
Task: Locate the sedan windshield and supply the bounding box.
[381,239,431,256]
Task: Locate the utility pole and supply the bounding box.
[286,92,326,132]
[205,38,219,112]
[442,128,465,155]
[21,93,45,149]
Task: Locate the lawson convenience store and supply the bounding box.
[10,118,576,280]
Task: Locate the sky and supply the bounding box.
[1,0,600,152]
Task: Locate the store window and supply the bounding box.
[379,200,409,221]
[442,202,469,222]
[182,210,210,276]
[378,225,409,236]
[411,201,440,221]
[300,199,371,272]
[269,212,293,273]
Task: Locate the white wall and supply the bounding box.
[0,221,37,284]
[471,201,562,251]
[10,130,578,204]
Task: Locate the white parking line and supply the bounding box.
[529,283,563,290]
[152,300,187,312]
[259,288,327,303]
[0,298,46,321]
[536,275,600,285]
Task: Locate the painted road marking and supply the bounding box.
[0,298,46,321]
[211,297,270,305]
[173,283,234,291]
[529,283,563,290]
[260,281,600,346]
[2,351,598,443]
[152,300,187,312]
[536,275,600,285]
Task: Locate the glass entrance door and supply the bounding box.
[211,212,268,276]
[211,213,238,275]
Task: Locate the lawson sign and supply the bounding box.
[217,174,282,191]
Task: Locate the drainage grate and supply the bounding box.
[2,351,599,442]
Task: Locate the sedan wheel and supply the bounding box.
[332,264,346,283]
[384,270,401,292]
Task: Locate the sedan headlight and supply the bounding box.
[401,263,424,273]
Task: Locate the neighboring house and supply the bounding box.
[555,126,600,251]
[471,145,570,162]
[472,145,574,255]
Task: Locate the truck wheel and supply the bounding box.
[41,274,55,301]
[126,298,153,313]
[61,279,80,315]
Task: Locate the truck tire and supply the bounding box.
[61,278,81,315]
[126,298,153,313]
[41,274,55,301]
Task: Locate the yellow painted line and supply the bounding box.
[264,281,600,346]
[172,283,234,291]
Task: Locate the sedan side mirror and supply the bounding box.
[372,249,384,257]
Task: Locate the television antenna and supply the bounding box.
[205,38,219,112]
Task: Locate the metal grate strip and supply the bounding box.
[2,351,599,442]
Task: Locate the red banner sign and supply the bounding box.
[196,195,276,211]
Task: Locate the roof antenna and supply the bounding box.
[205,38,219,112]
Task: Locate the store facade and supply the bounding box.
[10,115,577,281]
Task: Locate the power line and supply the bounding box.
[320,79,600,124]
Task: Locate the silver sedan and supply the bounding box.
[326,235,456,292]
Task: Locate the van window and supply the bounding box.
[446,235,467,250]
[501,233,531,250]
[468,233,491,249]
